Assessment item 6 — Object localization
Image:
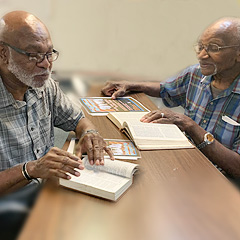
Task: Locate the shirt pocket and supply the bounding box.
[215,118,240,148]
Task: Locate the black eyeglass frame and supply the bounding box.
[0,41,59,63]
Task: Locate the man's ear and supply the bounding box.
[236,48,240,62]
[0,45,9,64]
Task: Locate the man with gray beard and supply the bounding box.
[0,11,114,239]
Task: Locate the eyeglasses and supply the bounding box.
[0,41,59,63]
[194,43,239,54]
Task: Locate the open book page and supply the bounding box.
[65,167,131,198]
[125,122,187,140]
[107,111,148,129]
[123,122,193,148]
[83,157,138,179]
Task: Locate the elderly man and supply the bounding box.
[0,10,114,239]
[0,10,115,193]
[102,17,240,178]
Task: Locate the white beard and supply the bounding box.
[7,52,51,88]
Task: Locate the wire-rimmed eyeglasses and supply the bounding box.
[194,43,239,54]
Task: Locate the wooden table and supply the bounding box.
[18,84,240,240]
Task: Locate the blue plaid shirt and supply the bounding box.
[0,78,84,171]
[160,64,240,154]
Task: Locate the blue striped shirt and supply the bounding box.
[0,78,84,171]
[160,64,240,154]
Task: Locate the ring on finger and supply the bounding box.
[161,112,164,118]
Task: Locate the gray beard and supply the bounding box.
[7,54,51,88]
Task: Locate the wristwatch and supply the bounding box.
[197,132,215,150]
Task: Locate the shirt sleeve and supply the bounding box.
[159,65,199,108]
[46,78,85,131]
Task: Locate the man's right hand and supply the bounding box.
[27,147,84,180]
[101,81,130,99]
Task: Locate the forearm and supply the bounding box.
[74,118,97,139]
[0,164,29,195]
[128,82,161,97]
[186,123,240,178]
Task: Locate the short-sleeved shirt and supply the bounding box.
[0,77,84,171]
[159,64,240,154]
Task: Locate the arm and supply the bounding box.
[74,118,114,165]
[141,109,240,178]
[0,147,84,195]
[101,81,161,99]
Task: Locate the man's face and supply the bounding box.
[6,31,53,88]
[7,50,51,88]
[196,23,240,77]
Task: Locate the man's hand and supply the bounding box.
[140,109,195,132]
[101,81,130,99]
[75,131,115,166]
[28,147,84,180]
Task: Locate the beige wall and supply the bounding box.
[1,0,240,80]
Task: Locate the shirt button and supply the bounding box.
[210,102,213,105]
[37,149,40,153]
[31,127,34,131]
[203,120,207,123]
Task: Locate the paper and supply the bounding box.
[222,115,240,126]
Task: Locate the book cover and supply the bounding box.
[80,97,149,116]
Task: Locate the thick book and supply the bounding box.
[107,112,194,150]
[79,97,149,116]
[59,139,139,201]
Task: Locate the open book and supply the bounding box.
[59,139,139,201]
[107,112,194,150]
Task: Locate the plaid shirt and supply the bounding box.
[160,64,240,154]
[0,78,84,171]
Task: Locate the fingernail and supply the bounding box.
[90,160,94,165]
[67,175,71,180]
[75,171,80,177]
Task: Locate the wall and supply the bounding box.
[1,0,240,80]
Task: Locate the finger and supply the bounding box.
[104,147,115,160]
[60,165,82,177]
[142,114,159,123]
[140,111,157,122]
[49,169,72,180]
[54,156,83,169]
[74,142,82,158]
[92,138,102,165]
[54,148,80,161]
[112,89,126,99]
[152,118,170,124]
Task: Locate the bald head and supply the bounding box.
[202,17,240,45]
[0,11,50,46]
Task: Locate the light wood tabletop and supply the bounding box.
[18,84,240,240]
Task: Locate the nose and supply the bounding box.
[197,48,210,60]
[36,55,51,69]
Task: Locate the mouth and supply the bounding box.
[199,62,213,68]
[35,72,50,80]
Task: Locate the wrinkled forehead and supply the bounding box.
[199,20,237,45]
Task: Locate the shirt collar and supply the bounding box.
[0,76,44,109]
[199,70,240,95]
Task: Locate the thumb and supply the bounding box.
[74,143,83,158]
[112,89,125,99]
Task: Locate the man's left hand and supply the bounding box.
[140,109,194,132]
[74,131,114,165]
